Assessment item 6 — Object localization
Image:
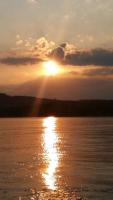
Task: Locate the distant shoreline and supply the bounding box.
[1,116,113,118]
[0,93,113,117]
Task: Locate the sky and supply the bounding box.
[0,0,113,100]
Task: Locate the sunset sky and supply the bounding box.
[0,0,113,100]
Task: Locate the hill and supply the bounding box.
[0,93,113,117]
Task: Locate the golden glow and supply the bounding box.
[43,60,60,76]
[42,117,59,190]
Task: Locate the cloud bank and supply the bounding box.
[64,48,113,67]
[50,46,113,67]
[0,56,42,66]
[1,37,113,75]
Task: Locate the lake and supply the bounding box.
[0,117,113,200]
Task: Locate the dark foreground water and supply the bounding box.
[0,117,113,200]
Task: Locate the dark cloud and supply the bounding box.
[1,47,113,68]
[64,48,113,67]
[50,46,65,61]
[50,46,113,67]
[84,67,113,76]
[60,43,67,49]
[0,56,42,66]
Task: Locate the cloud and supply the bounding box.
[64,48,113,67]
[50,46,65,61]
[0,36,56,66]
[83,67,113,76]
[14,36,55,57]
[27,0,38,3]
[50,43,76,62]
[0,56,42,66]
[16,35,24,46]
[49,44,113,67]
[34,37,55,56]
[2,36,113,72]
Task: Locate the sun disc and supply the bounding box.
[43,60,59,76]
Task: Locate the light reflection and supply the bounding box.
[42,117,59,190]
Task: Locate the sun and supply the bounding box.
[43,60,60,76]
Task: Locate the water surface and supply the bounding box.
[0,117,113,200]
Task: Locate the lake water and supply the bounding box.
[0,117,113,200]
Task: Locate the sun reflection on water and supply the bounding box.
[42,117,59,190]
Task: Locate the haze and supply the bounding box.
[0,0,113,100]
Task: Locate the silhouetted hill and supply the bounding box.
[0,93,113,117]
